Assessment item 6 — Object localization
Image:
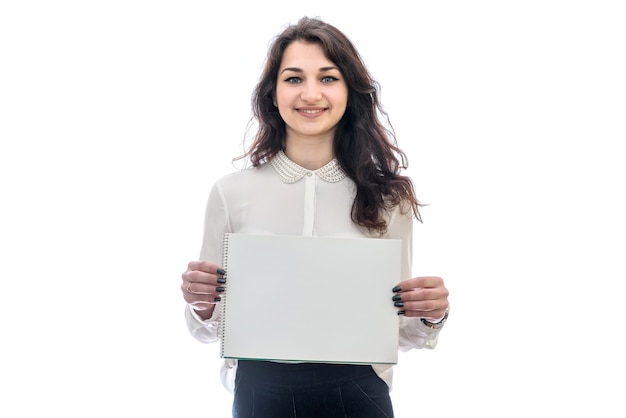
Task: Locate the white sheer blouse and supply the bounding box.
[185,150,443,391]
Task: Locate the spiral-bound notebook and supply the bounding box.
[219,233,401,364]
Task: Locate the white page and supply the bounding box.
[219,233,400,364]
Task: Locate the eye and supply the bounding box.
[285,77,302,84]
[321,76,339,83]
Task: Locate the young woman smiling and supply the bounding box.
[181,16,450,418]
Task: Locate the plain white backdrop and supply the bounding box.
[1,1,625,417]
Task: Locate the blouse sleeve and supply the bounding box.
[184,180,232,344]
[386,205,444,351]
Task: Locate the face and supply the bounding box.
[275,41,349,145]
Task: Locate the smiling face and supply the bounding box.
[275,41,349,147]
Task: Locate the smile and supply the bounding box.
[298,108,326,114]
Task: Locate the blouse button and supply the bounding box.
[306,172,313,177]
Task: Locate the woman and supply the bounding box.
[181,16,449,417]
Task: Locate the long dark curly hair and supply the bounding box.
[237,16,422,234]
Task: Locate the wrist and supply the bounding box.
[420,306,449,329]
[189,303,217,321]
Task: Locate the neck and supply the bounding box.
[284,137,334,170]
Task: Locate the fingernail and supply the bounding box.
[392,286,402,293]
[394,301,404,308]
[216,286,225,293]
[217,268,226,276]
[214,297,221,302]
[217,278,226,284]
[392,294,402,301]
[397,310,406,316]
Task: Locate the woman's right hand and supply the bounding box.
[181,261,226,320]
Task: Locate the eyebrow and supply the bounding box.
[280,66,339,74]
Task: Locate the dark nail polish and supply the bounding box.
[392,285,402,293]
[397,310,406,316]
[217,268,226,276]
[394,301,404,308]
[214,297,221,302]
[216,286,225,293]
[392,294,402,301]
[217,278,226,284]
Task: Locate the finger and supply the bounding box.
[395,287,448,302]
[399,307,448,320]
[392,276,443,292]
[396,299,447,313]
[396,300,448,320]
[187,260,226,275]
[185,282,226,296]
[183,268,226,285]
[187,295,222,307]
[182,282,225,304]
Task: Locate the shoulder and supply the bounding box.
[213,163,272,189]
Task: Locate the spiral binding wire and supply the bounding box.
[218,232,230,358]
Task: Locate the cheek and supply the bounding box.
[334,92,349,110]
[274,84,292,103]
[273,85,282,105]
[336,86,349,107]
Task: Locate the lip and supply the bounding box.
[296,107,327,117]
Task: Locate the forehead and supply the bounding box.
[280,41,336,69]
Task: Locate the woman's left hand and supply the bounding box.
[392,276,449,320]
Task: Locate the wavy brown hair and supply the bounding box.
[237,16,422,234]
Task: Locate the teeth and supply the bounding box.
[300,109,323,114]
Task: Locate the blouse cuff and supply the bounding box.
[398,315,442,350]
[185,304,221,343]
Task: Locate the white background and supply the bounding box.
[1,1,625,417]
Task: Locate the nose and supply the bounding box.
[300,80,322,102]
